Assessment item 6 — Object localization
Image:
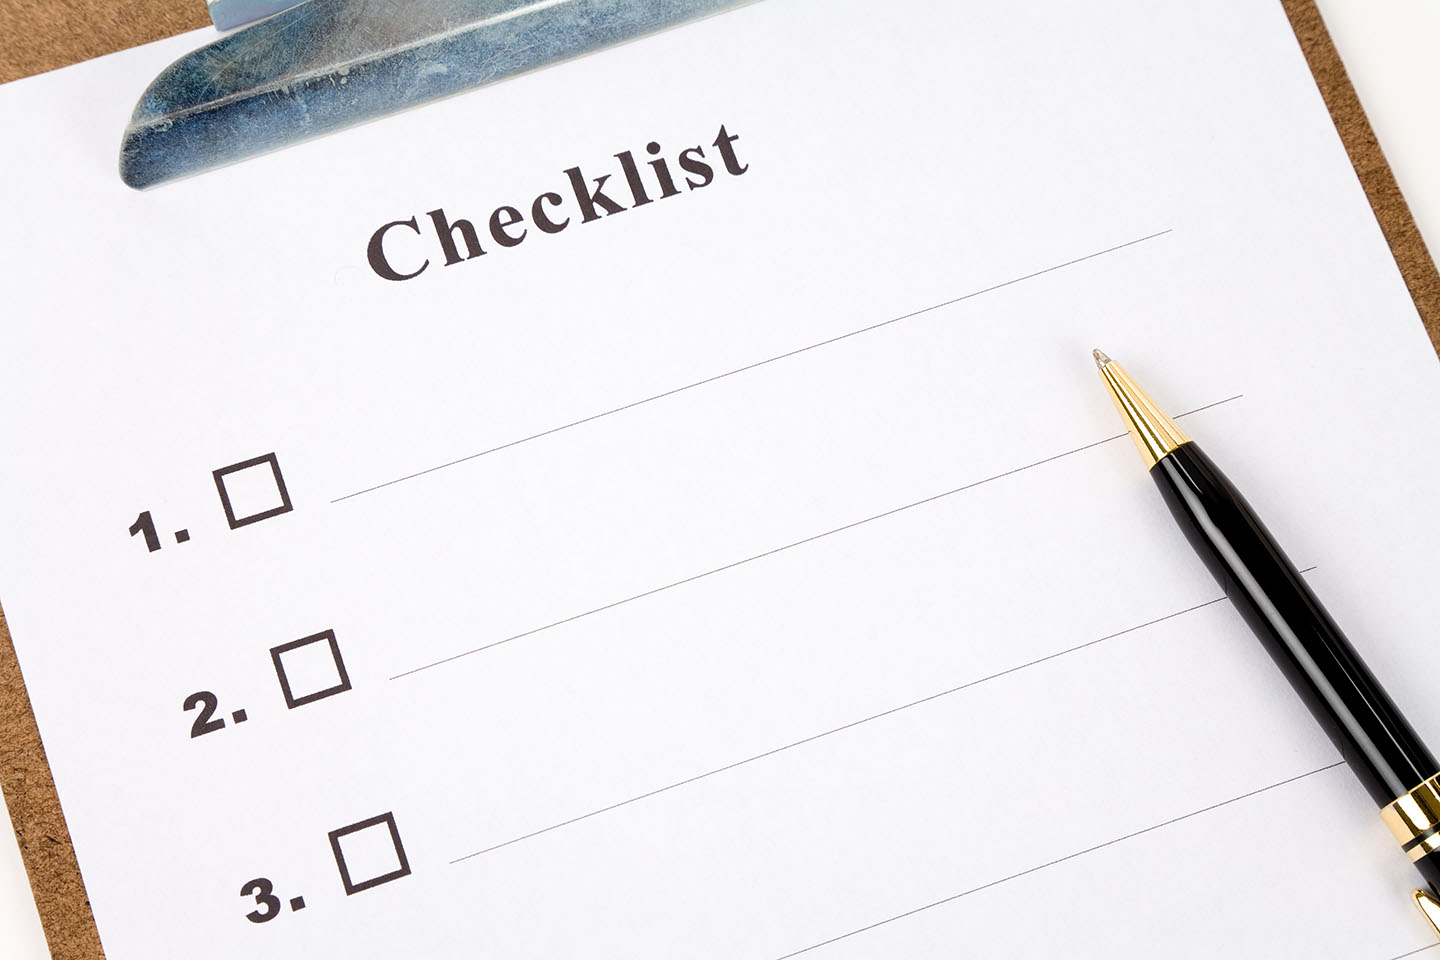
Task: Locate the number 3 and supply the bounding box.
[241,877,280,923]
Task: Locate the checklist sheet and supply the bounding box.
[3,2,1440,957]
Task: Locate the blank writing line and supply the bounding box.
[771,761,1346,960]
[450,590,1261,864]
[1387,944,1440,960]
[332,229,1173,503]
[391,393,1241,681]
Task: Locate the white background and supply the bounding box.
[1,1,1438,957]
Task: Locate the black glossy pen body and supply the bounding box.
[1150,442,1436,807]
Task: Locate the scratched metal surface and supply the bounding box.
[120,0,758,188]
[209,0,307,31]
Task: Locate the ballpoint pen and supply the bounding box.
[1094,349,1440,937]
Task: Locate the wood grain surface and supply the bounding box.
[0,2,1437,958]
[0,0,207,84]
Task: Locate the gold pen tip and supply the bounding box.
[1093,351,1190,466]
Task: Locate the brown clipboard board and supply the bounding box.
[1,2,1438,957]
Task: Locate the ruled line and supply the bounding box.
[390,393,1241,681]
[771,762,1347,960]
[448,594,1235,864]
[331,228,1173,504]
[447,566,1315,864]
[1387,943,1440,960]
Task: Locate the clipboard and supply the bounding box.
[0,2,1438,957]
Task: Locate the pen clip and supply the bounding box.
[1412,889,1440,939]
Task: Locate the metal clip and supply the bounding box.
[121,0,756,188]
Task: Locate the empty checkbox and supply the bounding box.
[329,812,411,895]
[213,453,293,529]
[270,630,352,708]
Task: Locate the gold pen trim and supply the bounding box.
[1407,834,1440,863]
[1381,773,1440,849]
[1093,350,1190,468]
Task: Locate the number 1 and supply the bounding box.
[129,511,160,553]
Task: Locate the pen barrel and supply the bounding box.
[1150,442,1437,807]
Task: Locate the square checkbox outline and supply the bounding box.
[270,630,352,708]
[213,452,294,529]
[329,812,412,895]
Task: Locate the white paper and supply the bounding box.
[2,2,1440,958]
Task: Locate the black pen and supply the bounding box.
[1094,349,1440,937]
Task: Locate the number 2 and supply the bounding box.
[184,691,225,738]
[241,877,280,923]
